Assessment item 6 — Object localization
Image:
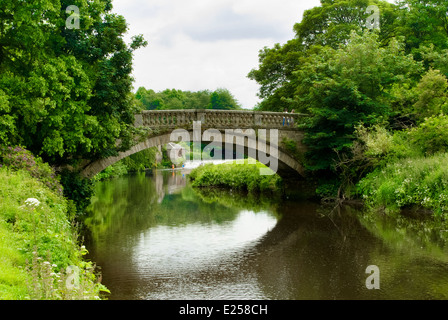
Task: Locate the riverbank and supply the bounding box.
[189,154,448,225]
[85,170,448,299]
[0,166,107,299]
[188,160,282,193]
[357,153,448,218]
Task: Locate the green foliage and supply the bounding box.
[249,0,401,112]
[248,39,304,112]
[357,153,448,217]
[94,148,158,180]
[209,88,241,110]
[122,148,157,172]
[315,179,340,198]
[59,170,95,216]
[135,87,241,110]
[94,161,129,181]
[281,137,303,163]
[294,0,399,49]
[356,115,448,165]
[248,0,448,203]
[406,115,448,156]
[412,69,448,121]
[0,167,106,299]
[396,0,448,51]
[298,31,422,173]
[0,145,63,196]
[0,0,147,165]
[418,44,448,78]
[189,161,282,193]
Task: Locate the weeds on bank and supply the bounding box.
[189,160,282,193]
[25,246,108,300]
[358,153,448,217]
[0,167,108,299]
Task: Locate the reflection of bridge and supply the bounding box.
[80,110,308,179]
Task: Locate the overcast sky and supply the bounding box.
[111,0,393,109]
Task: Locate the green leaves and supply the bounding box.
[0,0,147,165]
[135,87,241,111]
[295,31,420,172]
[209,88,241,110]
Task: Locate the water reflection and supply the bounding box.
[84,170,279,299]
[84,170,448,300]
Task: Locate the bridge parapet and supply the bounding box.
[135,109,305,130]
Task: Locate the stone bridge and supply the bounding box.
[80,109,308,180]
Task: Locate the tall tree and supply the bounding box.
[296,31,422,173]
[397,0,448,52]
[248,39,304,112]
[248,0,401,113]
[209,88,241,110]
[0,0,147,166]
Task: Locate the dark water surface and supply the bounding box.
[84,170,448,300]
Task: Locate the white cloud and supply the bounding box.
[110,0,324,108]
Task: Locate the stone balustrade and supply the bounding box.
[134,109,305,130]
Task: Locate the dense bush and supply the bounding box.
[357,153,448,217]
[59,170,95,216]
[0,145,62,196]
[0,167,108,299]
[406,115,448,156]
[189,161,282,193]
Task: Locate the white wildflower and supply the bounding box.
[20,198,41,210]
[25,198,40,207]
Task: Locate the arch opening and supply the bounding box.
[80,130,305,180]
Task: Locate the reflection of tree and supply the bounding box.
[251,203,448,299]
[355,209,448,299]
[249,202,383,299]
[84,173,448,299]
[84,171,281,247]
[192,187,281,218]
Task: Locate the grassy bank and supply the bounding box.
[0,167,107,299]
[189,160,282,193]
[357,153,448,217]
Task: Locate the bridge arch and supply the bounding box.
[79,110,307,179]
[80,130,305,179]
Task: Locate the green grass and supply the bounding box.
[357,153,448,217]
[189,160,282,193]
[0,167,107,299]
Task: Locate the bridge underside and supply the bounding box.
[80,129,307,180]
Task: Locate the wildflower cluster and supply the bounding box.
[25,247,108,300]
[358,153,448,217]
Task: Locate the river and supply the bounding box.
[84,169,448,300]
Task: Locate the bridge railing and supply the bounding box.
[136,109,305,129]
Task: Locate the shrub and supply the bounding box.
[189,160,282,193]
[407,114,448,156]
[0,145,62,196]
[357,153,448,217]
[59,170,95,216]
[0,167,107,299]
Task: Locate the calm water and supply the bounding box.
[84,169,448,300]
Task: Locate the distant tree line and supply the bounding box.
[135,87,242,111]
